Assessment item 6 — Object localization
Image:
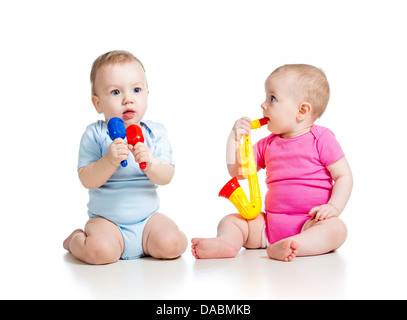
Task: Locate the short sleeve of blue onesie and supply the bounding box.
[77,120,175,259]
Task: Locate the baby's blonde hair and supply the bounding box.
[271,64,330,118]
[90,50,146,96]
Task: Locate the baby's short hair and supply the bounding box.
[90,50,145,96]
[271,64,330,118]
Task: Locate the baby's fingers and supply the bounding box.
[309,206,320,219]
[240,118,252,133]
[236,117,251,126]
[316,208,331,221]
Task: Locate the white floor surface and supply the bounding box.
[2,225,406,300]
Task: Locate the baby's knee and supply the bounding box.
[84,238,121,265]
[218,213,243,227]
[333,217,347,234]
[330,217,348,247]
[156,230,188,259]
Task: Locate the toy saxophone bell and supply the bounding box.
[219,117,268,220]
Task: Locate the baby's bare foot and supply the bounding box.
[191,238,238,259]
[63,229,84,252]
[267,239,299,262]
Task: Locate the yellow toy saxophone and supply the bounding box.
[219,117,268,220]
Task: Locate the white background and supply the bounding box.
[1,0,406,299]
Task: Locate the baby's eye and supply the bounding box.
[271,96,277,102]
[111,89,120,95]
[133,88,140,93]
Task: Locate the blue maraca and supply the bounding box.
[107,117,127,167]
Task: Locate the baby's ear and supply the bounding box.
[297,102,312,121]
[91,96,103,114]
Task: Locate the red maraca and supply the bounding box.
[126,125,147,170]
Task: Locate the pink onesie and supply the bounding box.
[254,125,344,244]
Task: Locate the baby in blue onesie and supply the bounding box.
[63,50,187,264]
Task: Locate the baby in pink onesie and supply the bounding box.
[191,64,353,262]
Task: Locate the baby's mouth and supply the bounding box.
[123,109,135,119]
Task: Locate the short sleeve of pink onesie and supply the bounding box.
[313,126,344,167]
[254,134,276,169]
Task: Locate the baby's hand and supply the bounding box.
[231,117,252,141]
[309,204,339,221]
[129,142,154,169]
[107,138,129,167]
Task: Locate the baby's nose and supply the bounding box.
[123,93,135,104]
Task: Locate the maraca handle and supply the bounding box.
[108,118,128,168]
[126,124,146,170]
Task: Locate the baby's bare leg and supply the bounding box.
[191,213,265,259]
[142,213,187,259]
[63,217,124,265]
[267,217,347,261]
[295,217,347,256]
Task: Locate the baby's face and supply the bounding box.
[261,72,301,136]
[92,61,148,127]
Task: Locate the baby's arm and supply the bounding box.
[78,138,129,189]
[309,156,353,221]
[226,117,252,178]
[129,143,174,185]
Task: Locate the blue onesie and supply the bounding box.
[77,120,174,259]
